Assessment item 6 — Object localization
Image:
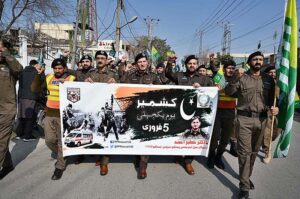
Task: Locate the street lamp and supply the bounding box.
[115,16,138,59]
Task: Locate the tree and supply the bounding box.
[0,0,73,35]
[216,52,234,65]
[130,36,173,63]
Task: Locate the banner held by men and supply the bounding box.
[60,82,218,157]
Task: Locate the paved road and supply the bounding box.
[1,116,300,199]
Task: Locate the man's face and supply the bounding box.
[34,64,42,71]
[156,67,164,74]
[224,65,235,77]
[186,59,198,73]
[53,65,65,78]
[249,55,264,72]
[191,118,201,131]
[268,69,276,79]
[96,55,107,68]
[136,57,148,71]
[82,59,92,70]
[198,68,207,76]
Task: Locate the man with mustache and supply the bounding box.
[72,55,96,165]
[121,52,161,179]
[32,58,76,180]
[225,51,278,199]
[76,55,95,82]
[165,55,213,175]
[85,50,118,176]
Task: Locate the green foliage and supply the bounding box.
[216,53,233,65]
[134,36,173,62]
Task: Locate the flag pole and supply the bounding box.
[267,95,277,161]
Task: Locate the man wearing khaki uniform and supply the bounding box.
[85,50,118,176]
[0,39,23,179]
[32,58,75,180]
[225,51,278,199]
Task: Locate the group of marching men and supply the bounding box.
[0,37,279,199]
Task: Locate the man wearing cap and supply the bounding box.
[32,58,76,180]
[166,55,213,175]
[207,60,237,169]
[262,64,279,164]
[121,52,161,179]
[155,62,170,84]
[76,55,95,82]
[0,38,23,179]
[85,50,118,176]
[85,50,118,83]
[71,54,95,165]
[225,51,278,199]
[198,65,207,76]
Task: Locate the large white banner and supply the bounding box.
[60,82,218,157]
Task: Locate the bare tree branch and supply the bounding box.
[2,0,73,35]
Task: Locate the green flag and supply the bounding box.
[274,0,298,158]
[213,65,226,88]
[151,46,160,61]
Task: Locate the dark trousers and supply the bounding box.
[0,114,15,168]
[236,115,267,191]
[210,113,234,153]
[17,118,35,138]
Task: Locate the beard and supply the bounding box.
[250,63,261,72]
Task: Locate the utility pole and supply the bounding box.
[71,0,80,69]
[220,21,232,55]
[198,30,204,64]
[144,16,159,67]
[115,0,121,59]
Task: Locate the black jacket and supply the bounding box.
[18,65,44,100]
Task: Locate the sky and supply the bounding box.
[93,0,296,60]
[9,0,298,60]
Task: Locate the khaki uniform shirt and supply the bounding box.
[76,68,96,82]
[122,70,161,85]
[225,70,275,113]
[0,51,23,114]
[89,67,119,83]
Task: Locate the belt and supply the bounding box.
[237,110,267,118]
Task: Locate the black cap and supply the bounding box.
[95,50,108,59]
[198,64,206,69]
[51,58,67,68]
[156,62,165,69]
[264,65,276,73]
[223,60,236,69]
[135,53,147,63]
[184,55,198,66]
[247,51,264,63]
[80,55,92,62]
